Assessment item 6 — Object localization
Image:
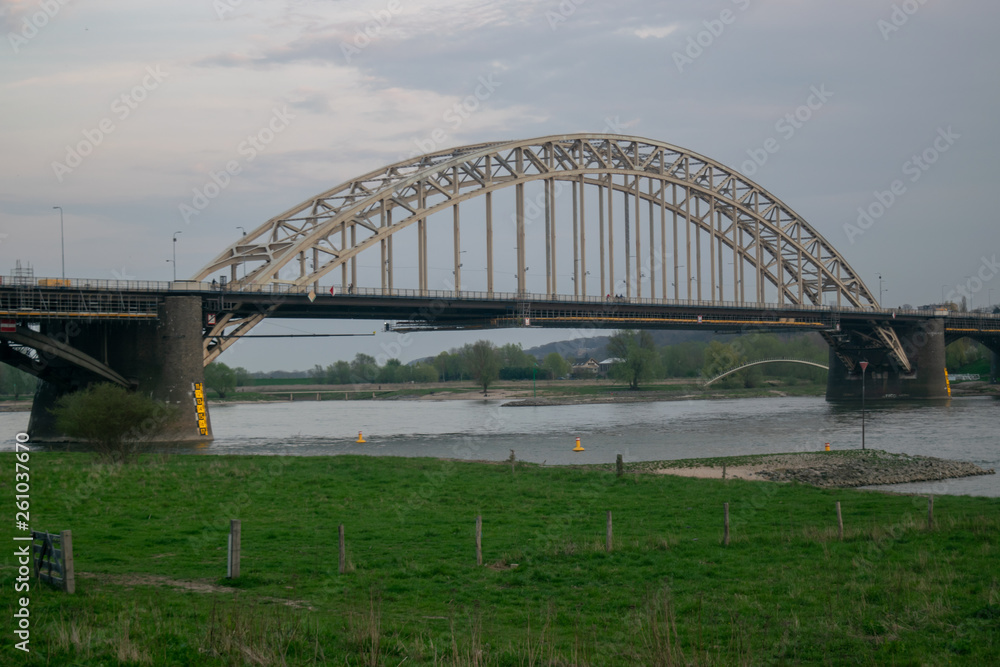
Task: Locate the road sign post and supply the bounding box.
[859,360,869,451]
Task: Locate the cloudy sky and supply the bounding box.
[2,0,998,371]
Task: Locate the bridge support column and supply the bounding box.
[826,319,948,401]
[28,296,211,443]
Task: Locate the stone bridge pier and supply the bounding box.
[28,296,211,442]
[826,319,948,401]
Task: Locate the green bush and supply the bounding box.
[51,383,177,463]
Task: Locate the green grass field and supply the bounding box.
[4,453,998,665]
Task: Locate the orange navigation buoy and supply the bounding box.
[356,431,366,443]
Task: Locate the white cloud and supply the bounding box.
[631,24,678,39]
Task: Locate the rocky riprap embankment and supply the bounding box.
[754,451,995,487]
[617,450,995,488]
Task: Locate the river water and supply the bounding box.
[3,396,997,496]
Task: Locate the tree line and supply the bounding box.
[202,332,836,397]
[0,365,38,400]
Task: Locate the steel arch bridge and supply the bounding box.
[194,133,909,370]
[703,358,830,386]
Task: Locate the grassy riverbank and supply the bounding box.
[4,453,999,664]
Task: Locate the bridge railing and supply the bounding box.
[8,277,1000,321]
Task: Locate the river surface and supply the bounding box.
[3,396,997,496]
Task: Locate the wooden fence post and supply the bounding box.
[227,520,241,579]
[475,516,483,566]
[927,496,934,531]
[338,524,346,574]
[606,511,613,552]
[60,530,75,594]
[616,454,623,478]
[836,501,844,541]
[723,503,730,546]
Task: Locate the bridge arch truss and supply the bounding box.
[195,134,908,369]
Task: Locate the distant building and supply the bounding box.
[598,357,625,374]
[571,357,600,377]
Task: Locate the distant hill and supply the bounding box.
[524,330,726,362]
[412,330,827,364]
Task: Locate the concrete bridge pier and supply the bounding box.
[28,296,211,443]
[826,319,948,401]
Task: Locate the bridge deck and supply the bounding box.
[1,280,998,335]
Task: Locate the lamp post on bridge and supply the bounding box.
[52,206,65,279]
[171,231,182,282]
[235,227,248,282]
[859,360,868,451]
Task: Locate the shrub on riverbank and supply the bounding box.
[50,383,176,463]
[8,453,999,664]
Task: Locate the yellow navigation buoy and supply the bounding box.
[825,442,831,452]
[356,431,366,443]
[573,437,584,452]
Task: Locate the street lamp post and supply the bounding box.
[52,206,64,279]
[172,231,182,282]
[859,360,869,451]
[235,227,248,281]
